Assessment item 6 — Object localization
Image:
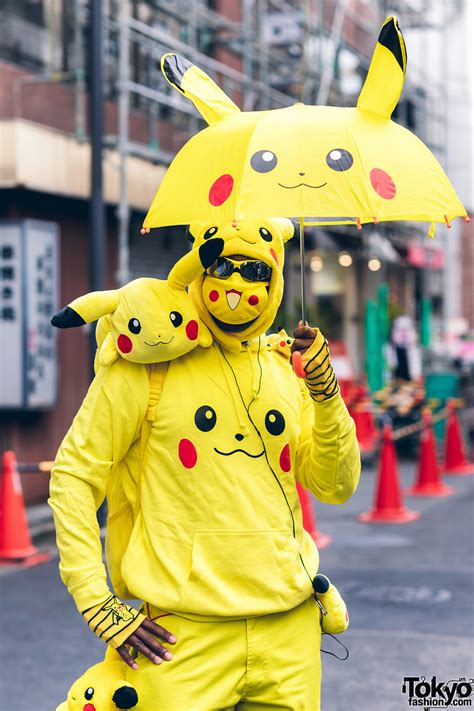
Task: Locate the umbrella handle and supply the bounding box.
[292,350,306,379]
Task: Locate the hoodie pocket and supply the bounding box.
[180,530,308,617]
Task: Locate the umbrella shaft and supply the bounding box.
[299,217,306,324]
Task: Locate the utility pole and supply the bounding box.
[89,0,106,300]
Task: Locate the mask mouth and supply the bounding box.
[211,315,258,332]
[144,336,174,346]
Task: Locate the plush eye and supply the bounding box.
[195,405,217,432]
[326,149,353,172]
[259,227,272,242]
[265,410,285,436]
[251,150,278,173]
[84,688,94,700]
[169,311,183,327]
[203,226,218,240]
[128,318,141,334]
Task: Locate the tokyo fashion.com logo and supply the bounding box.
[402,676,473,707]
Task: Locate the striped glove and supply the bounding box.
[301,330,339,402]
[82,595,145,649]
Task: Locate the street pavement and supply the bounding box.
[1,460,473,711]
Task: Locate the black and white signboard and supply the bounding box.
[0,220,59,409]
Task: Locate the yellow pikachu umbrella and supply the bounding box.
[144,16,468,231]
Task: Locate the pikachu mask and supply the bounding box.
[51,239,223,365]
[186,218,295,351]
[143,16,467,230]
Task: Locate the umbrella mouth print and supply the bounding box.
[277,181,328,190]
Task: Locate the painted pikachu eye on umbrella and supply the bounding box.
[143,16,467,232]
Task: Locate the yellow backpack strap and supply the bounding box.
[136,362,168,513]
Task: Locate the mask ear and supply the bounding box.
[271,218,297,243]
[161,53,240,125]
[357,15,407,119]
[168,238,224,290]
[98,332,119,367]
[51,290,120,327]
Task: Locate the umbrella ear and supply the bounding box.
[161,53,240,125]
[357,16,407,119]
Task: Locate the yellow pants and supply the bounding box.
[126,596,322,711]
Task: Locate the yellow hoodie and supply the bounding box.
[49,218,360,630]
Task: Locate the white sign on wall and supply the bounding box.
[0,220,59,409]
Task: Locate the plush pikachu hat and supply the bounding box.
[51,239,223,365]
[185,218,295,351]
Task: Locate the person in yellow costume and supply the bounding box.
[50,213,360,711]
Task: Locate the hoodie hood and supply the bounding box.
[187,218,295,352]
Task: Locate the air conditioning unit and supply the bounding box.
[262,12,302,45]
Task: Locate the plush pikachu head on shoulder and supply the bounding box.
[51,239,223,366]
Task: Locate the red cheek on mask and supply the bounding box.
[270,248,279,265]
[83,705,96,711]
[178,439,197,469]
[117,334,133,353]
[186,320,199,340]
[279,443,291,472]
[248,295,259,306]
[209,290,219,302]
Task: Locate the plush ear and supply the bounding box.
[357,16,407,119]
[52,290,120,327]
[197,322,213,349]
[98,332,119,367]
[161,53,240,125]
[168,238,224,290]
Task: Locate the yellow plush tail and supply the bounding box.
[314,574,349,634]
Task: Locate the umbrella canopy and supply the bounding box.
[143,17,467,231]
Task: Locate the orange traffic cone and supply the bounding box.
[358,424,421,524]
[405,410,454,497]
[0,451,50,566]
[443,401,474,476]
[351,403,378,455]
[296,482,332,549]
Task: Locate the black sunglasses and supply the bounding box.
[206,257,272,282]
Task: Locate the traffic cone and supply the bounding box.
[443,401,474,476]
[405,410,454,497]
[358,424,421,524]
[351,403,378,455]
[296,482,332,549]
[0,451,50,566]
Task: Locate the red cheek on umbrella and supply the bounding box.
[209,290,220,302]
[248,295,259,306]
[209,174,234,206]
[84,705,96,711]
[279,443,291,472]
[370,168,396,199]
[117,334,133,353]
[178,439,197,468]
[270,248,279,265]
[186,320,199,340]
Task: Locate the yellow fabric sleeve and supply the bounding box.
[49,359,149,614]
[295,387,361,504]
[82,595,146,648]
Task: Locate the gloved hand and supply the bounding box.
[291,324,339,402]
[82,595,145,649]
